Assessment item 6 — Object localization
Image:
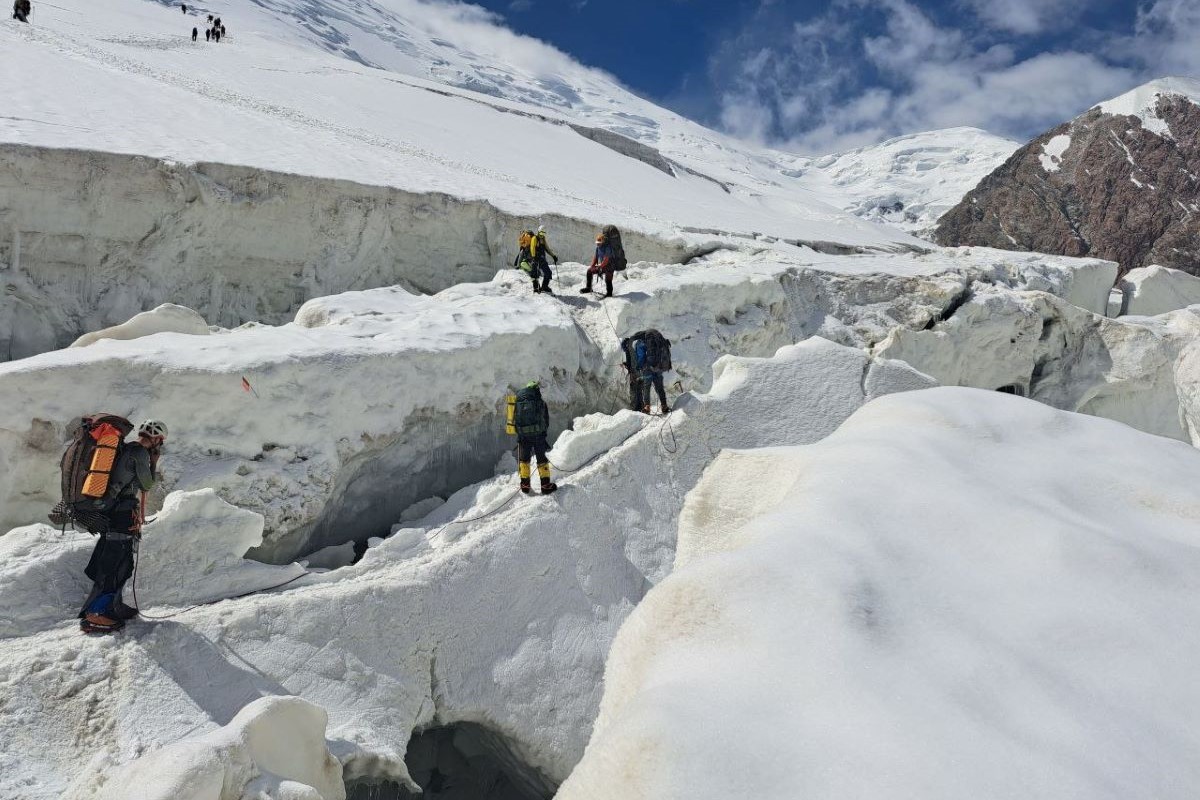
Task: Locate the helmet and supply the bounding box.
[537,224,545,234]
[525,380,540,389]
[138,419,168,439]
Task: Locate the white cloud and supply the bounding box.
[958,0,1085,35]
[707,0,1194,155]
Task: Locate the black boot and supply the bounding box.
[540,479,558,495]
[520,478,532,494]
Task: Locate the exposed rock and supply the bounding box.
[936,78,1200,277]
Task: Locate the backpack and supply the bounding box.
[627,329,671,372]
[50,414,134,533]
[518,230,533,250]
[602,225,627,271]
[530,231,546,261]
[512,386,548,437]
[645,329,671,371]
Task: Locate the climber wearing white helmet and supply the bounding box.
[78,418,168,634]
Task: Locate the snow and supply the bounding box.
[1039,133,1071,172]
[0,337,934,799]
[560,388,1200,800]
[70,304,210,348]
[792,127,1019,236]
[0,489,305,638]
[0,246,1116,561]
[1116,264,1200,317]
[0,0,918,254]
[77,696,344,800]
[874,284,1200,443]
[1095,76,1200,139]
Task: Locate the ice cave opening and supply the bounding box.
[346,723,556,800]
[995,384,1027,397]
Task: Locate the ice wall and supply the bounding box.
[0,144,693,359]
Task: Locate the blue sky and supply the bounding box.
[469,0,1200,152]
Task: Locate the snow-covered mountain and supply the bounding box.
[937,78,1200,275]
[0,0,1018,358]
[783,127,1018,236]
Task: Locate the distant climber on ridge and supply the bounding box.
[12,0,31,23]
[506,382,557,496]
[181,3,187,13]
[205,27,211,41]
[621,329,672,414]
[529,225,559,294]
[192,26,198,41]
[49,417,167,634]
[580,225,626,298]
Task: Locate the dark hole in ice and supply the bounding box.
[996,384,1026,396]
[346,723,555,800]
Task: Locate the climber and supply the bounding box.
[580,232,614,297]
[509,382,557,495]
[205,27,211,41]
[514,230,543,294]
[181,3,187,12]
[12,0,31,23]
[621,329,672,414]
[529,225,559,294]
[213,27,221,42]
[77,419,167,634]
[192,26,198,41]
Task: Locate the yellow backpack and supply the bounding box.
[530,231,546,259]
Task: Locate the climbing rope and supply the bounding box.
[130,539,311,621]
[427,488,522,542]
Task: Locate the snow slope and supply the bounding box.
[560,388,1200,800]
[1095,76,1200,139]
[0,0,911,251]
[782,127,1019,236]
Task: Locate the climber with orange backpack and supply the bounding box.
[51,416,167,634]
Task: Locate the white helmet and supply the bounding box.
[138,419,168,439]
[537,224,545,234]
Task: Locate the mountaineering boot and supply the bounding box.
[540,478,558,495]
[81,613,124,634]
[641,405,651,414]
[113,598,140,621]
[520,479,532,494]
[579,286,592,294]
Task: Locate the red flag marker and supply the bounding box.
[241,376,259,398]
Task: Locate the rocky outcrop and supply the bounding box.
[936,78,1200,277]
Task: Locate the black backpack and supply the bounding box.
[512,386,548,437]
[602,225,628,271]
[49,414,134,532]
[627,329,671,372]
